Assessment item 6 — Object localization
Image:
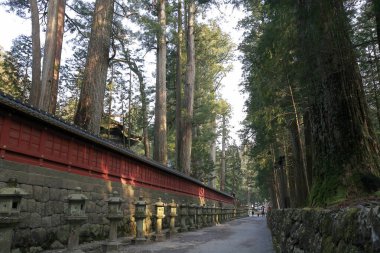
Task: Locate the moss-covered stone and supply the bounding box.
[268,206,378,253]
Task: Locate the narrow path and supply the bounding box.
[120,216,275,253]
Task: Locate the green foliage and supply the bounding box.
[350,1,380,137]
[239,0,302,204]
[0,35,32,100]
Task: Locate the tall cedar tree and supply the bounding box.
[154,0,168,164]
[181,0,196,175]
[40,0,66,114]
[298,0,380,205]
[74,0,114,134]
[29,0,41,107]
[175,0,183,170]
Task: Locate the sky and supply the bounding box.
[0,3,247,144]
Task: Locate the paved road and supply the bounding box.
[120,216,275,253]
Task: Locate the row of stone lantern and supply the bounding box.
[0,179,125,253]
[130,197,248,246]
[0,178,248,253]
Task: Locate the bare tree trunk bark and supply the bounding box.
[220,115,226,191]
[298,0,380,204]
[288,119,308,207]
[175,0,183,170]
[139,77,150,158]
[74,0,114,135]
[40,0,59,112]
[288,84,310,196]
[153,0,168,165]
[29,0,41,107]
[48,0,66,114]
[180,0,195,175]
[303,110,313,198]
[269,145,279,209]
[209,120,217,188]
[128,69,132,148]
[107,66,114,139]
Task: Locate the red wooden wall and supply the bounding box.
[0,96,233,204]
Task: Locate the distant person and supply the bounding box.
[261,205,265,217]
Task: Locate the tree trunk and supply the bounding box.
[175,0,183,170]
[153,0,167,165]
[220,115,226,191]
[298,0,380,205]
[74,0,114,135]
[209,120,217,188]
[137,72,150,158]
[288,119,308,207]
[369,35,380,129]
[29,0,41,107]
[180,0,195,175]
[40,0,59,112]
[48,0,66,113]
[282,137,293,207]
[288,84,310,195]
[128,69,132,148]
[303,110,313,197]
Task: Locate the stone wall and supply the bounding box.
[0,159,231,252]
[267,206,380,253]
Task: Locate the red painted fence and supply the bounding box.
[0,93,233,204]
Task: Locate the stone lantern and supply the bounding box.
[215,205,220,225]
[188,203,196,231]
[168,199,177,236]
[211,204,217,225]
[195,204,202,228]
[103,191,124,253]
[0,178,28,253]
[206,205,212,226]
[221,207,226,223]
[132,196,147,244]
[65,187,88,253]
[179,202,188,232]
[202,204,208,227]
[153,198,165,241]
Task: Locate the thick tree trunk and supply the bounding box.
[298,0,380,205]
[288,119,308,207]
[40,0,59,112]
[29,0,41,107]
[74,0,114,135]
[288,84,310,195]
[48,0,66,113]
[180,0,195,175]
[153,0,167,165]
[175,0,183,170]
